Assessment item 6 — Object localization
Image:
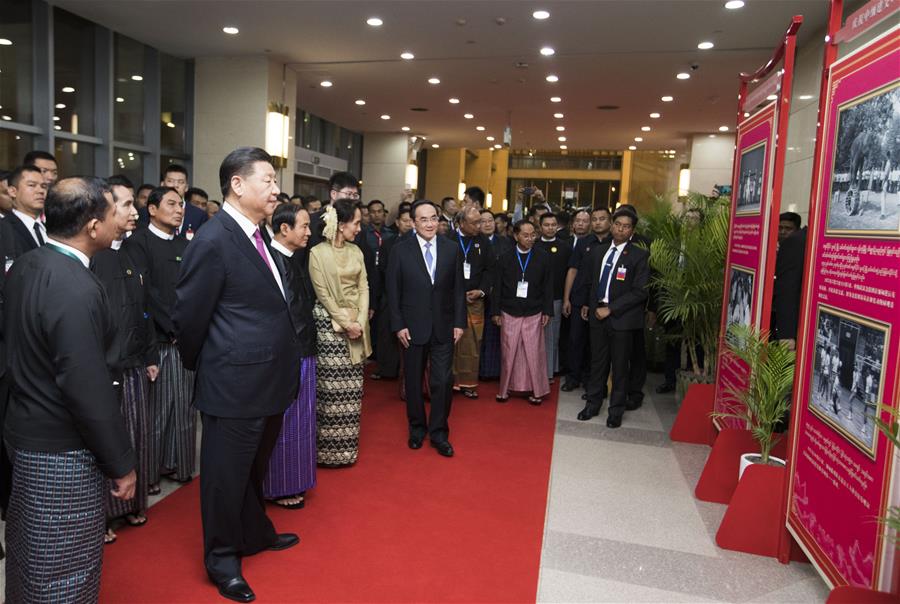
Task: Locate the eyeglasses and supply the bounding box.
[416,216,439,224]
[334,189,360,199]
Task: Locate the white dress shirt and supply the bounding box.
[223,202,285,298]
[270,239,294,258]
[415,233,438,283]
[599,241,627,303]
[45,237,89,268]
[14,209,46,246]
[148,223,175,241]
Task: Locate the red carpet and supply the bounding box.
[100,377,559,603]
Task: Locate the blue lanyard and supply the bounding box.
[457,232,472,261]
[516,249,533,280]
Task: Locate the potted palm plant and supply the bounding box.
[873,409,900,547]
[649,192,731,398]
[711,324,796,478]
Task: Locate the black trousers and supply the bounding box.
[628,329,647,405]
[375,297,400,378]
[587,316,636,420]
[566,313,591,385]
[200,412,283,582]
[403,337,453,443]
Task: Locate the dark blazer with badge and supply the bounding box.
[582,240,650,331]
[1,212,39,263]
[446,230,494,295]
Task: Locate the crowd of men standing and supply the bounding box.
[0,149,655,604]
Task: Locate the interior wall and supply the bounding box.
[424,148,466,203]
[688,134,736,198]
[359,132,408,208]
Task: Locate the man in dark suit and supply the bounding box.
[3,165,47,264]
[578,208,649,428]
[386,200,466,457]
[4,177,136,602]
[772,225,807,346]
[174,147,299,603]
[161,164,207,236]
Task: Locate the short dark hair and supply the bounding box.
[592,206,611,217]
[572,208,591,222]
[612,208,638,227]
[480,209,495,218]
[290,194,303,202]
[273,203,307,233]
[440,196,456,209]
[617,203,638,216]
[329,171,359,192]
[137,183,154,195]
[23,150,56,166]
[162,163,188,180]
[333,198,361,224]
[207,199,221,209]
[411,199,439,220]
[8,165,43,188]
[147,186,180,208]
[464,186,485,206]
[780,212,801,229]
[219,147,273,198]
[397,207,411,221]
[397,201,412,213]
[107,174,135,190]
[276,192,290,204]
[45,177,111,239]
[527,204,549,217]
[513,219,535,235]
[186,186,208,201]
[0,169,10,184]
[495,213,510,224]
[539,212,558,225]
[367,199,385,211]
[303,196,322,210]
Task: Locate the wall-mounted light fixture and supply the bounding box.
[265,102,290,168]
[458,181,467,200]
[678,168,691,197]
[405,163,419,190]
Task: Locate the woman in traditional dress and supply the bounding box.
[309,199,371,466]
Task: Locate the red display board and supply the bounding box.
[713,102,780,426]
[787,26,900,590]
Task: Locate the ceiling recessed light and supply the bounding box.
[428,77,441,85]
[1,115,11,121]
[400,51,415,60]
[431,143,440,148]
[54,125,62,130]
[545,74,559,83]
[650,112,661,118]
[61,86,75,93]
[222,26,239,35]
[798,94,813,100]
[641,126,651,131]
[697,41,714,50]
[550,96,562,103]
[55,103,66,109]
[166,122,175,128]
[449,97,460,104]
[634,137,643,142]
[628,145,637,150]
[661,96,674,102]
[532,10,550,20]
[131,75,143,81]
[401,126,410,132]
[355,99,366,105]
[494,144,502,149]
[767,94,778,100]
[553,112,564,119]
[380,114,391,120]
[463,113,474,119]
[676,72,691,80]
[367,17,383,26]
[53,116,60,121]
[476,125,486,131]
[556,126,565,132]
[486,136,495,141]
[559,145,567,150]
[320,80,333,87]
[718,125,729,132]
[725,0,745,8]
[0,39,12,46]
[744,112,750,117]
[540,46,555,56]
[116,97,125,103]
[558,136,567,142]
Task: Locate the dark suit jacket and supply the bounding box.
[174,210,299,418]
[772,226,807,340]
[271,247,316,358]
[385,234,466,346]
[1,213,39,262]
[182,202,208,233]
[581,240,650,331]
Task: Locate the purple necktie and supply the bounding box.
[252,228,272,270]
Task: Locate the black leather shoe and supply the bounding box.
[214,577,255,603]
[625,400,643,411]
[408,436,423,449]
[431,440,454,457]
[267,533,300,551]
[655,382,676,394]
[561,380,580,392]
[606,416,622,429]
[577,405,600,421]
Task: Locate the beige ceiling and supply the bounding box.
[54,0,830,152]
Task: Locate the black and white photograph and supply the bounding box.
[725,266,754,342]
[809,305,888,457]
[827,81,900,237]
[735,141,766,215]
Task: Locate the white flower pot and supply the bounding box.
[739,453,786,480]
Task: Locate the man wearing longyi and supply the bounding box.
[175,147,300,603]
